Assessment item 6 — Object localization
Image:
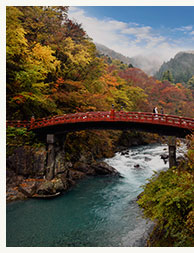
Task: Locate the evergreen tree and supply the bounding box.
[187,75,194,90]
[161,70,174,83]
[128,63,134,68]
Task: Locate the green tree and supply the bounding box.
[187,75,194,90]
[161,70,174,83]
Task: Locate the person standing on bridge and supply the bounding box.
[155,107,158,117]
[153,107,158,119]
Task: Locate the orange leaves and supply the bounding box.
[13,95,26,104]
[52,88,57,93]
[100,73,120,89]
[25,178,44,182]
[175,83,183,89]
[56,77,65,85]
[158,100,166,106]
[54,78,84,91]
[64,80,83,89]
[19,183,27,187]
[155,80,162,85]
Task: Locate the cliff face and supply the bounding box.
[6,145,120,202]
[7,146,47,178]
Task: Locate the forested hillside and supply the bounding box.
[95,43,163,75]
[95,42,133,66]
[155,51,194,86]
[7,7,194,122]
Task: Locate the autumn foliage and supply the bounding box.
[6,6,194,121]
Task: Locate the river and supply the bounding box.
[6,143,186,247]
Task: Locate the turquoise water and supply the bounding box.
[7,144,178,247]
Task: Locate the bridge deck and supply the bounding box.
[6,111,194,137]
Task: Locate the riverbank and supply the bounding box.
[6,161,120,203]
[137,135,194,247]
[7,143,169,247]
[6,129,161,203]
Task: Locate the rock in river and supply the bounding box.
[90,161,120,176]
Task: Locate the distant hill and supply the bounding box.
[95,43,164,76]
[155,51,194,84]
[95,43,133,65]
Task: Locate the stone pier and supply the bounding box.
[45,133,67,180]
[46,134,56,180]
[168,136,176,168]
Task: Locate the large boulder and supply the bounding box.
[36,180,55,195]
[73,161,120,177]
[68,169,86,181]
[90,162,120,176]
[57,173,72,189]
[73,162,96,175]
[52,178,65,192]
[36,178,69,196]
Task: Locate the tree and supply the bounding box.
[128,63,134,68]
[161,70,174,83]
[187,76,194,90]
[6,7,61,119]
[6,7,28,93]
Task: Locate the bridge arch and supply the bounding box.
[27,111,193,138]
[7,111,194,178]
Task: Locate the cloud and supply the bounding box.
[68,7,193,71]
[175,25,193,32]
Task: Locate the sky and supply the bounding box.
[68,6,194,64]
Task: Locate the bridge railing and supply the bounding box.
[30,111,113,129]
[6,120,30,128]
[114,111,194,128]
[6,111,194,130]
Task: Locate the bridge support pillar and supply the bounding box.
[46,134,55,180]
[168,136,176,168]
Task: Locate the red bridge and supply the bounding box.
[7,111,194,138]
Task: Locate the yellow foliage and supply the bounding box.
[63,37,92,67]
[28,43,60,73]
[6,7,28,58]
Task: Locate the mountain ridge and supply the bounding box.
[155,51,194,84]
[95,43,164,76]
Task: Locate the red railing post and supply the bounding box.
[165,115,168,123]
[152,113,154,123]
[179,117,182,127]
[30,116,35,129]
[110,109,115,120]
